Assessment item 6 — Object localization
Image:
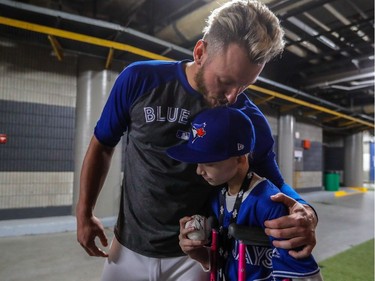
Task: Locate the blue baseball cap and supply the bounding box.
[167,106,255,163]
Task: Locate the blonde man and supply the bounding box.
[77,1,317,280]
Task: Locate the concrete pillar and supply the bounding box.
[370,141,375,182]
[278,114,295,185]
[344,132,364,187]
[72,57,122,217]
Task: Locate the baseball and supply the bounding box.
[185,214,208,240]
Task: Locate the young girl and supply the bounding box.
[167,106,323,281]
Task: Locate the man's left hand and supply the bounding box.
[264,193,318,259]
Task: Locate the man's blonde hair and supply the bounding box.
[203,0,285,64]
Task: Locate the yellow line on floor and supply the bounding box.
[334,191,349,197]
[348,187,368,192]
[334,187,368,197]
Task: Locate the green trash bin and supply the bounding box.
[324,172,340,191]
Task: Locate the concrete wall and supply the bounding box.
[0,38,77,219]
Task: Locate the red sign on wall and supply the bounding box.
[0,134,7,144]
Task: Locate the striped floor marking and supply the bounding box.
[334,187,368,197]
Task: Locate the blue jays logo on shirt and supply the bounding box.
[191,122,206,143]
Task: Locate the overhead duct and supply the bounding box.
[96,0,146,22]
[14,0,146,21]
[25,0,146,24]
[306,72,375,89]
[155,1,224,45]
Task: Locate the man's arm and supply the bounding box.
[76,135,115,257]
[235,94,318,258]
[255,151,318,258]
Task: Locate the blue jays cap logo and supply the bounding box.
[191,122,206,143]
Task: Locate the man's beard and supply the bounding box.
[194,65,228,107]
[195,65,208,97]
[194,68,216,108]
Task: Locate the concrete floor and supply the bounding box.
[0,189,374,281]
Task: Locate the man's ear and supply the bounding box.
[193,39,207,66]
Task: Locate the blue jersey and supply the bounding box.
[94,60,309,258]
[211,177,320,281]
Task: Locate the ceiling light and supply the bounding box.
[285,45,307,57]
[317,36,339,50]
[288,17,339,50]
[350,79,375,86]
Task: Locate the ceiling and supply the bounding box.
[0,0,374,136]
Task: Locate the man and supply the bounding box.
[76,1,317,280]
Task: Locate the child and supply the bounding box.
[167,106,323,281]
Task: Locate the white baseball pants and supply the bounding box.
[101,237,209,281]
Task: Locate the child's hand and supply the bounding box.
[179,216,210,267]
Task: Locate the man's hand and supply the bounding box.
[76,136,113,258]
[77,215,108,257]
[264,193,318,259]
